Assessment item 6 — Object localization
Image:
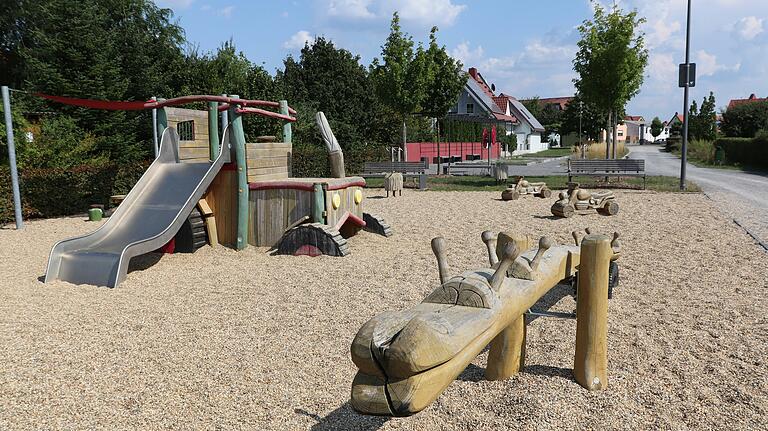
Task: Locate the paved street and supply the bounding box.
[629,144,768,245]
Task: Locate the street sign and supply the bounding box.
[679,63,696,88]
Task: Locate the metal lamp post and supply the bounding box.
[680,0,693,191]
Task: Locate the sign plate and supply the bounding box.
[679,63,696,88]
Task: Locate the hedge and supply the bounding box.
[714,136,768,168]
[0,161,150,225]
[292,144,389,178]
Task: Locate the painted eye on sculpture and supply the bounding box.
[332,192,341,209]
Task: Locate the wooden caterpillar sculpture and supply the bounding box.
[350,230,620,416]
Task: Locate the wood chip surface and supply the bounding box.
[1,190,766,430]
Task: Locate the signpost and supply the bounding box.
[2,86,23,229]
[679,0,693,191]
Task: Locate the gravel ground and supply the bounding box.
[1,190,767,430]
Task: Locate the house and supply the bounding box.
[446,67,546,156]
[727,93,768,110]
[523,96,574,146]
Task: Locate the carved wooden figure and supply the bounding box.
[551,183,619,218]
[350,229,620,416]
[501,176,552,201]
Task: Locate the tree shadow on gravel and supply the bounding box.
[295,403,389,431]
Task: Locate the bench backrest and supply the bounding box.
[569,159,644,172]
[364,161,427,173]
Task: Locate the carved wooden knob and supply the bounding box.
[530,236,554,271]
[611,232,621,252]
[481,231,499,266]
[490,242,519,291]
[572,230,581,246]
[431,237,449,285]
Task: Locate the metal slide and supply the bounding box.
[44,127,229,288]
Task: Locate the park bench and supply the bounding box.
[445,162,494,176]
[567,159,646,189]
[362,161,428,189]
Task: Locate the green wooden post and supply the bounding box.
[280,100,292,143]
[156,98,168,139]
[208,101,220,160]
[228,95,249,250]
[311,183,325,224]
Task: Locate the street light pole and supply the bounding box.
[579,101,584,159]
[680,0,692,191]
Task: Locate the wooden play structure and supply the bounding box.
[550,183,619,218]
[181,106,393,256]
[501,176,552,201]
[350,230,621,416]
[44,94,392,288]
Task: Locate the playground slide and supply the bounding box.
[44,127,229,288]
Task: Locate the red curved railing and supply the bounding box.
[34,93,297,121]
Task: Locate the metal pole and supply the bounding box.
[2,86,23,229]
[151,96,158,158]
[579,101,583,159]
[680,0,692,191]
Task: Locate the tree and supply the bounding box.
[370,13,428,156]
[521,97,562,142]
[573,2,648,158]
[418,26,465,169]
[686,92,717,140]
[721,100,768,138]
[650,116,663,139]
[560,94,604,144]
[276,37,384,152]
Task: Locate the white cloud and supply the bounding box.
[696,50,741,76]
[218,5,234,18]
[321,0,466,26]
[450,42,484,66]
[156,0,194,8]
[327,0,375,20]
[736,16,764,40]
[384,0,466,26]
[283,30,314,49]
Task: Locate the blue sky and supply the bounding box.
[157,0,768,122]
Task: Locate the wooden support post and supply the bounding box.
[311,183,325,224]
[208,101,220,160]
[574,234,611,390]
[228,95,248,250]
[486,315,526,380]
[156,99,168,139]
[280,100,292,143]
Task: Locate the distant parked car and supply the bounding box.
[655,139,666,145]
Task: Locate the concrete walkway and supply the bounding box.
[628,144,768,246]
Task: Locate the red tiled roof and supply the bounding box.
[468,67,496,100]
[493,112,518,123]
[536,97,573,110]
[624,115,644,122]
[727,93,768,109]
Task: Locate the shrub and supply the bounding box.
[687,139,716,164]
[721,101,768,138]
[714,136,768,168]
[291,144,388,178]
[0,160,153,225]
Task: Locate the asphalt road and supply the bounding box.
[628,144,768,246]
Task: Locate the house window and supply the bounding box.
[617,131,624,137]
[466,103,474,114]
[177,120,195,141]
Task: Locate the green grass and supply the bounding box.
[365,175,701,193]
[526,147,574,158]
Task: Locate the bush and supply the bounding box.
[687,139,716,164]
[291,144,388,178]
[721,101,768,138]
[0,160,152,225]
[714,135,768,168]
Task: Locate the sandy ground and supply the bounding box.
[1,190,767,430]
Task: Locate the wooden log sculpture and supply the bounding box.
[316,111,345,178]
[350,231,620,416]
[501,176,551,201]
[384,172,404,197]
[551,183,619,218]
